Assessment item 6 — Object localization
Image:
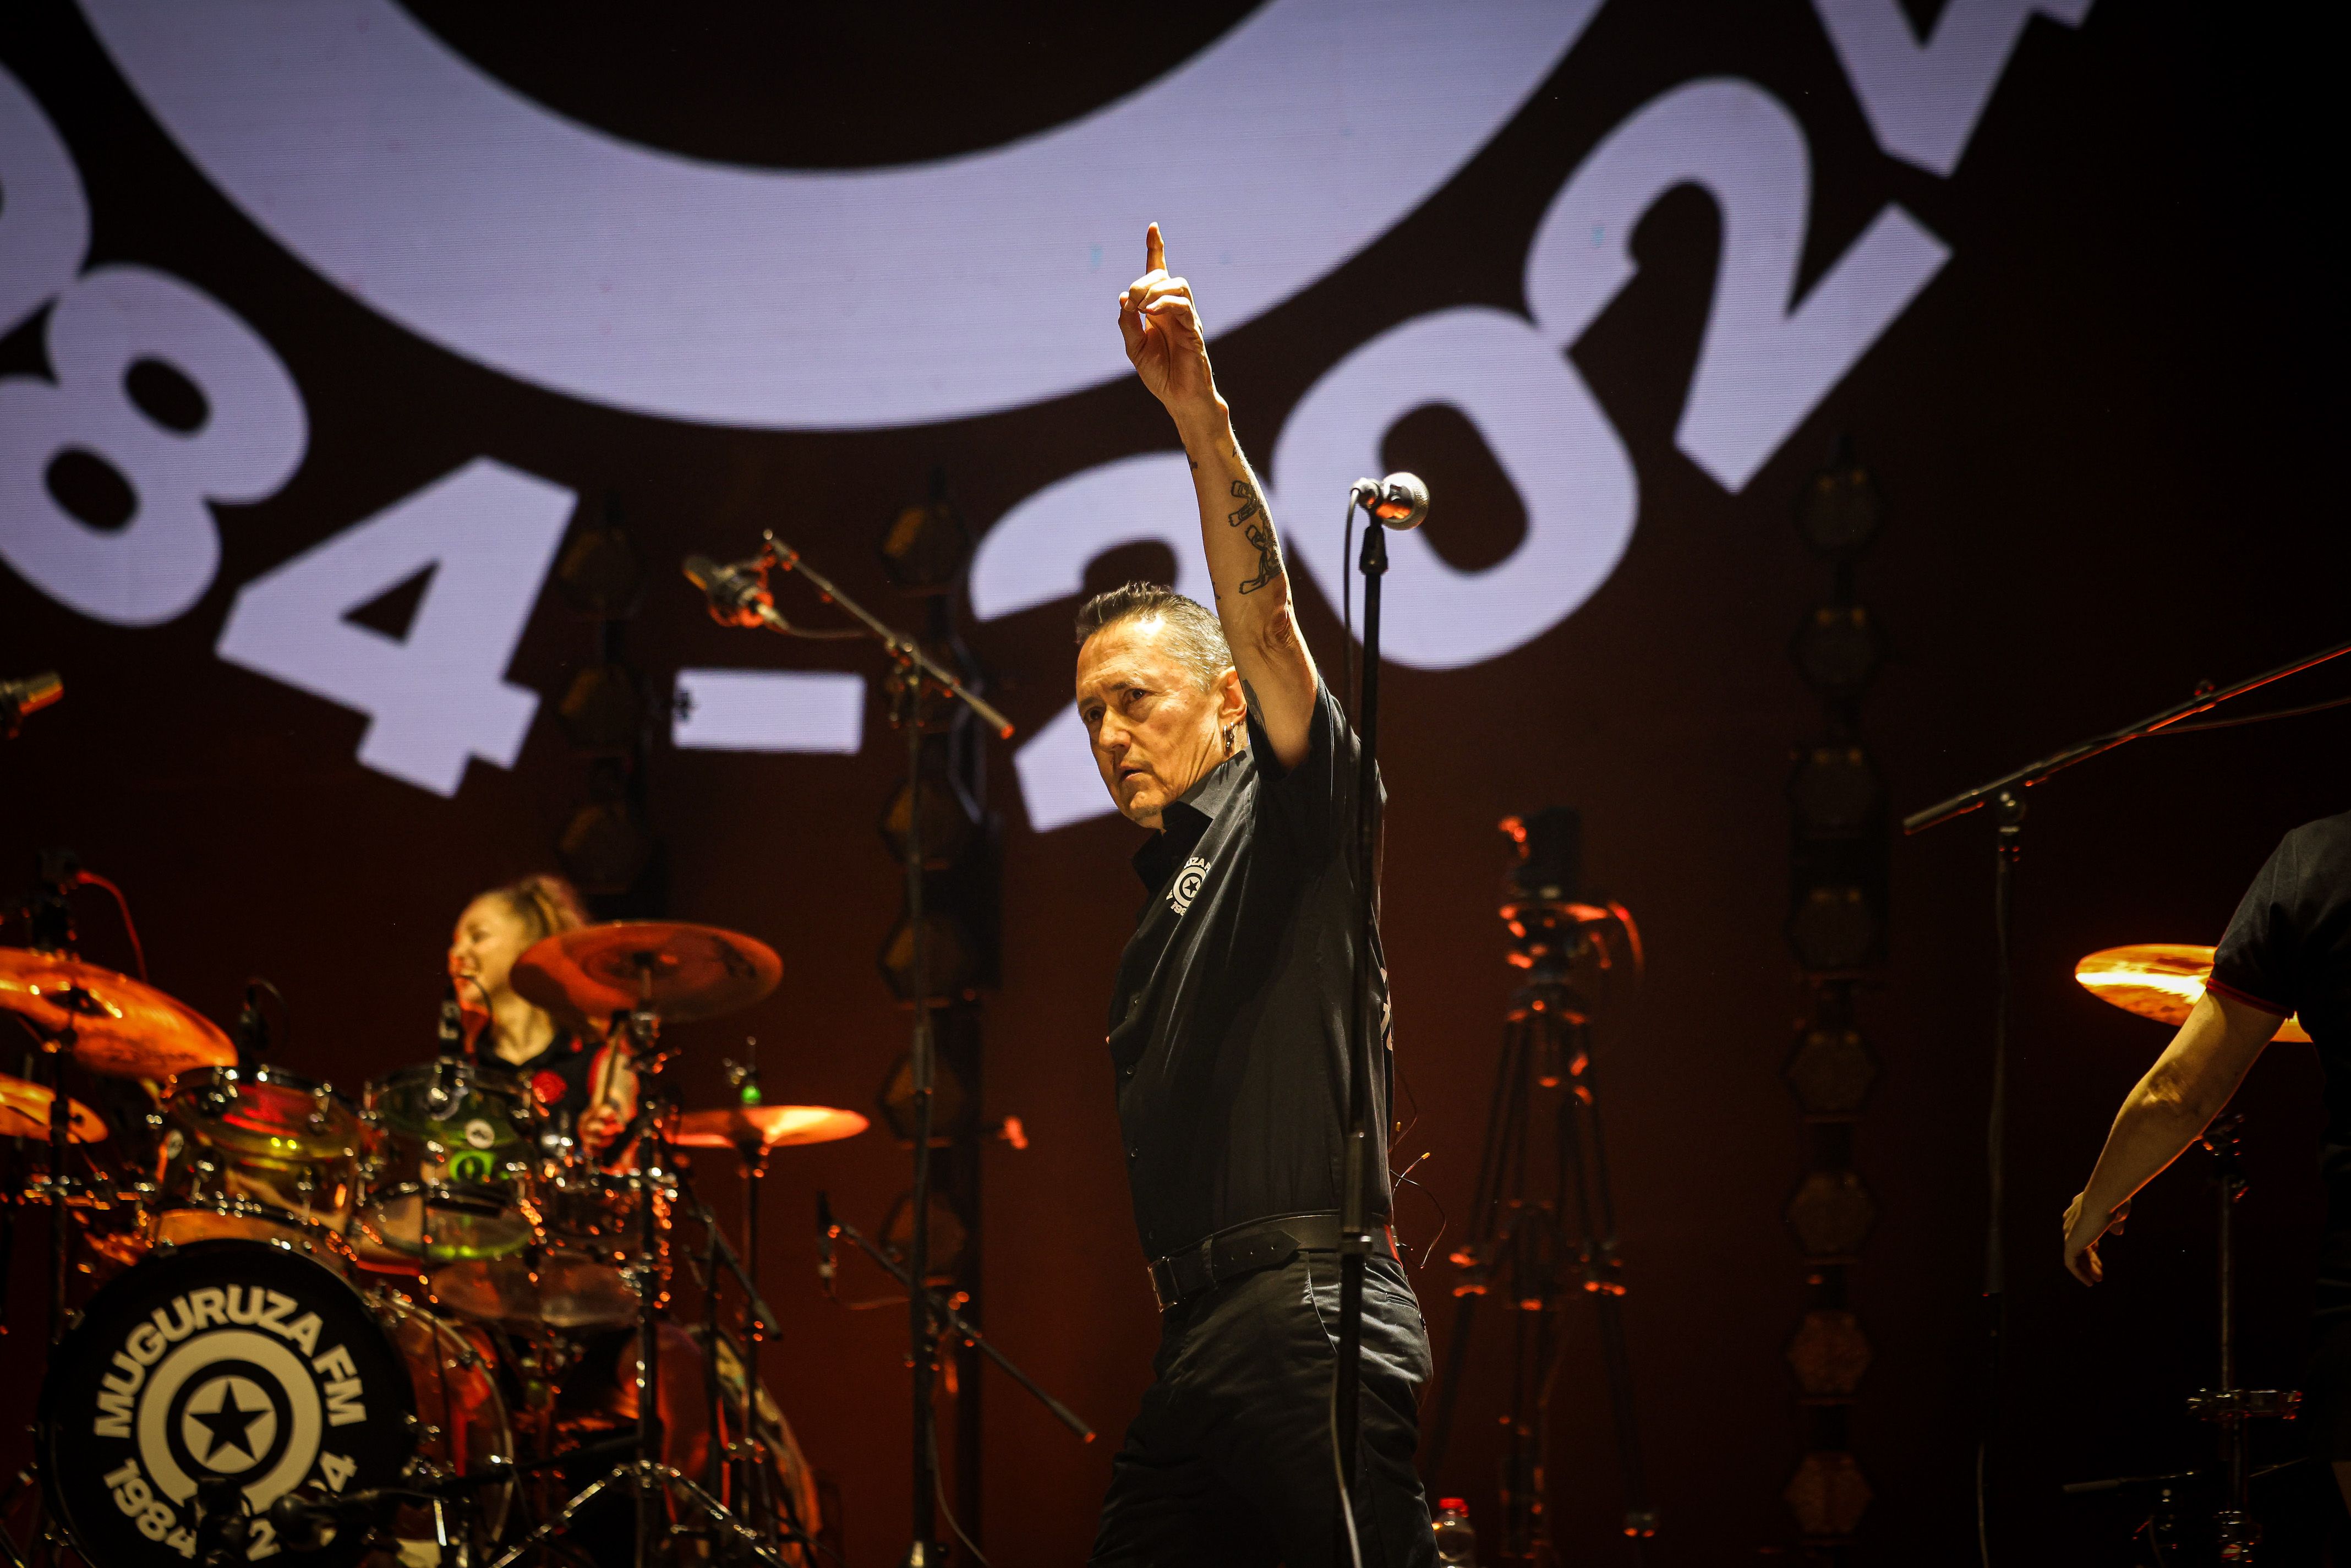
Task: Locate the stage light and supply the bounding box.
[1791,607,1882,699]
[1787,745,1882,838]
[877,1050,970,1143]
[879,1190,969,1286]
[1787,885,1878,974]
[1784,1028,1879,1118]
[878,909,981,1006]
[554,491,644,619]
[1783,1450,1872,1539]
[1785,1308,1872,1398]
[878,472,971,595]
[557,780,655,894]
[1792,439,1881,559]
[1785,1169,1876,1258]
[555,663,644,753]
[878,774,980,870]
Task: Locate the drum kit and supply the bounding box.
[1,920,868,1568]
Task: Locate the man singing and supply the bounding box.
[1077,225,1435,1566]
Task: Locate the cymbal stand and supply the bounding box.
[2188,1115,2298,1561]
[671,1174,819,1555]
[723,1048,776,1533]
[490,980,791,1568]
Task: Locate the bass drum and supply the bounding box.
[37,1239,512,1568]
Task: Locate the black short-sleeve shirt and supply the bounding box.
[1106,680,1392,1260]
[474,1031,600,1128]
[2212,809,2351,1217]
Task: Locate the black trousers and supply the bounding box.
[1091,1250,1437,1567]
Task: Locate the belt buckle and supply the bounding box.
[1147,1256,1174,1313]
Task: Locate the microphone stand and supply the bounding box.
[1336,494,1393,1521]
[1901,632,2351,1559]
[821,1203,1097,1444]
[722,533,1014,1566]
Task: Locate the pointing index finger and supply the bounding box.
[1145,222,1165,275]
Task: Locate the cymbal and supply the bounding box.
[510,921,781,1025]
[0,948,237,1078]
[0,1071,107,1142]
[2075,944,2311,1043]
[666,1103,868,1152]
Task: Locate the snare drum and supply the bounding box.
[355,1059,539,1266]
[151,1066,361,1257]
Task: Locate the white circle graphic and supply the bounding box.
[75,0,1600,429]
[138,1329,322,1511]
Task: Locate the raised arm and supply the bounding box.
[1119,224,1319,767]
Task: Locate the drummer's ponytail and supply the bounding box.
[497,873,589,941]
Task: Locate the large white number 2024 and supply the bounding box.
[217,460,576,797]
[0,65,307,626]
[2,63,573,799]
[978,77,1947,831]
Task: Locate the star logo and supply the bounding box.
[182,1375,277,1474]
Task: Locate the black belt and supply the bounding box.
[1147,1211,1397,1312]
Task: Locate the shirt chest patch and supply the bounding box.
[1169,855,1212,916]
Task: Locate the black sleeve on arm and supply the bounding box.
[1246,680,1365,856]
[2211,831,2308,1018]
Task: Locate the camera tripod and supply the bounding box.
[1425,809,1657,1562]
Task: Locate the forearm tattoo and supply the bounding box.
[1227,477,1283,595]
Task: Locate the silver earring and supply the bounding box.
[1222,724,1235,756]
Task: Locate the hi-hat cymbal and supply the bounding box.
[0,948,237,1078]
[510,921,781,1025]
[0,1071,107,1142]
[667,1103,868,1152]
[2075,944,2311,1043]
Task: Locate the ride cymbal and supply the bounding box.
[2074,943,2311,1043]
[0,1071,106,1142]
[510,921,781,1025]
[0,948,237,1078]
[667,1104,868,1152]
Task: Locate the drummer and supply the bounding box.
[447,873,637,1157]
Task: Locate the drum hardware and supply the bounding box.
[492,928,796,1568]
[0,1070,106,1143]
[2075,944,2311,1042]
[0,947,238,1080]
[1902,634,2351,1556]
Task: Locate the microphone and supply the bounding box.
[816,1190,837,1292]
[1,671,61,737]
[1349,473,1429,531]
[682,554,789,632]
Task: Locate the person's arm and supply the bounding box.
[2062,989,2282,1283]
[1118,223,1319,768]
[578,1044,639,1157]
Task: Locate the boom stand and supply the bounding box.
[753,533,1012,1567]
[1902,633,2351,1559]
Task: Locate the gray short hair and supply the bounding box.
[1074,581,1232,691]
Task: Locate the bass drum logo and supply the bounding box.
[39,1240,416,1567]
